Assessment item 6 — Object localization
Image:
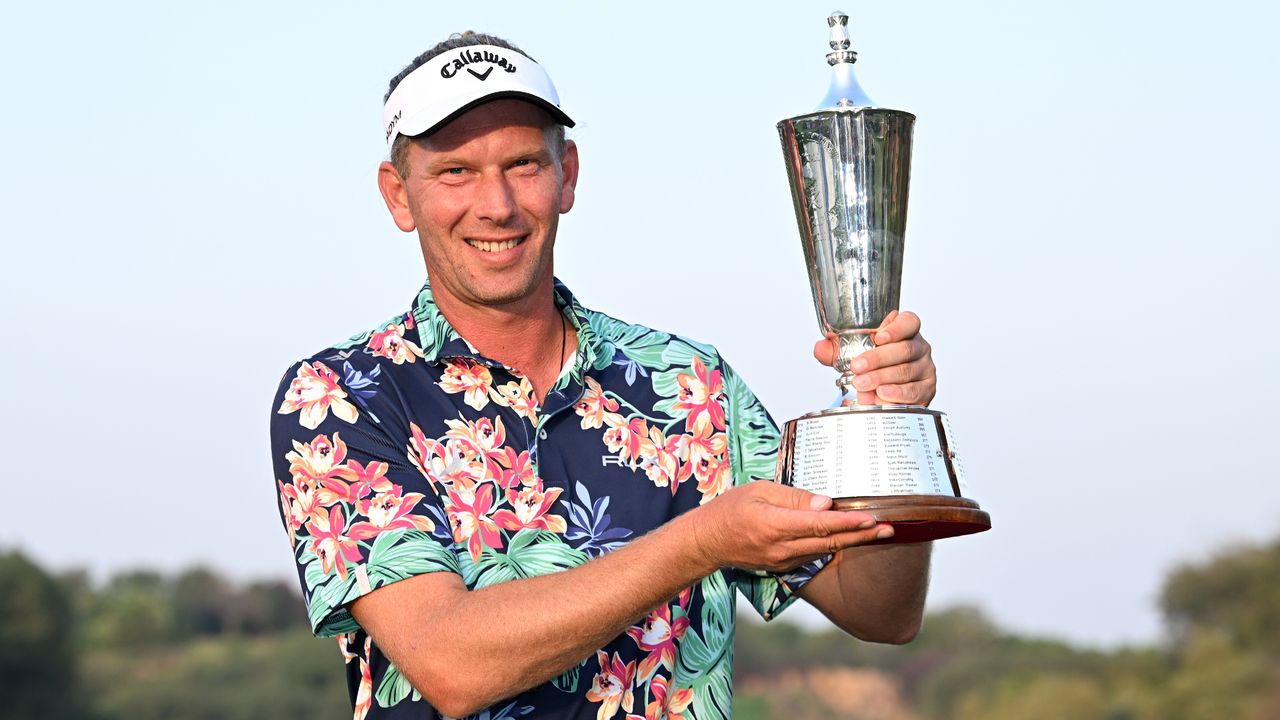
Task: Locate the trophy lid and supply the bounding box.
[817,11,874,109]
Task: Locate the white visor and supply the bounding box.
[382,44,575,151]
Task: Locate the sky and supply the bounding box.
[2,0,1277,648]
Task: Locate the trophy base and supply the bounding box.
[832,494,990,544]
[776,404,992,544]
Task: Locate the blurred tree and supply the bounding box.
[172,567,232,638]
[83,570,174,648]
[0,550,90,720]
[1160,539,1280,653]
[235,580,309,636]
[954,674,1107,720]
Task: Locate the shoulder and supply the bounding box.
[272,310,424,427]
[580,306,726,372]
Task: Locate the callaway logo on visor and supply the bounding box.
[438,48,519,80]
[381,43,575,151]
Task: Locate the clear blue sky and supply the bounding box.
[2,0,1277,647]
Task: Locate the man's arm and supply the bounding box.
[349,481,890,718]
[800,309,938,641]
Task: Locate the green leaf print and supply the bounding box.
[659,338,718,371]
[550,662,581,694]
[375,662,422,708]
[674,572,736,720]
[412,286,462,358]
[586,312,674,370]
[722,362,781,484]
[472,530,588,589]
[365,529,461,586]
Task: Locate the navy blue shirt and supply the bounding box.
[270,279,822,719]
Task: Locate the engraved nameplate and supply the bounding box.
[790,410,956,498]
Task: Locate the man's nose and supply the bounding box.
[472,172,518,224]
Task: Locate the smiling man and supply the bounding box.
[270,32,936,720]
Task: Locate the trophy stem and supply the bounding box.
[834,331,875,406]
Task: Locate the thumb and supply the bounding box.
[760,481,833,510]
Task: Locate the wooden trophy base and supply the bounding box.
[832,494,991,544]
[776,405,992,545]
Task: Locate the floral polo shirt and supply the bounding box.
[269,278,823,720]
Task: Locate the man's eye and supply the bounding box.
[511,159,532,168]
[445,167,466,175]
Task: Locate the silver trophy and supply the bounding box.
[774,11,990,543]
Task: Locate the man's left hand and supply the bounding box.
[812,310,936,406]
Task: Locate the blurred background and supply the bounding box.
[2,0,1277,717]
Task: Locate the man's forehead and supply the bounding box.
[419,100,556,150]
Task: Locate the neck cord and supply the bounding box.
[558,310,567,369]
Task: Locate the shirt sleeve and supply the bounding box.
[719,356,829,621]
[269,355,462,637]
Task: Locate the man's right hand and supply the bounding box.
[691,482,893,574]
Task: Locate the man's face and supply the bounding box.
[387,100,578,314]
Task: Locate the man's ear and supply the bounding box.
[558,140,579,214]
[377,161,417,232]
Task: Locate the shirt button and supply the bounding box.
[539,429,548,440]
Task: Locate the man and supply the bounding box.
[270,32,935,719]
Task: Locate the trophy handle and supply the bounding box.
[833,331,875,406]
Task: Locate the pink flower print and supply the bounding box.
[407,423,442,483]
[447,483,503,562]
[280,476,325,530]
[349,486,435,540]
[685,415,728,486]
[353,636,373,720]
[586,650,636,720]
[278,361,358,430]
[338,633,358,663]
[439,359,494,411]
[626,602,691,683]
[316,459,392,507]
[286,433,353,487]
[642,426,691,494]
[644,675,693,720]
[695,454,733,505]
[604,415,654,469]
[673,356,726,432]
[408,422,488,492]
[575,376,619,429]
[444,416,507,459]
[278,480,303,544]
[308,505,361,581]
[366,323,423,365]
[494,447,536,489]
[491,376,539,422]
[492,481,566,534]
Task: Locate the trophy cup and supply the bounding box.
[774,11,991,543]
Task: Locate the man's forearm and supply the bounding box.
[798,541,932,644]
[351,507,718,716]
[350,481,892,717]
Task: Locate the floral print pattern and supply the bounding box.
[270,281,823,719]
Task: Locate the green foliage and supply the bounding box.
[0,550,90,720]
[1161,539,1280,653]
[84,633,348,720]
[8,529,1280,719]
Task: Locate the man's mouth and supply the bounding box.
[466,237,525,253]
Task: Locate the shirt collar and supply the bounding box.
[409,276,605,371]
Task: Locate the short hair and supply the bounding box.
[385,31,567,176]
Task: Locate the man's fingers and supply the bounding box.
[852,355,935,392]
[852,335,930,374]
[872,310,920,346]
[876,380,937,406]
[813,334,838,366]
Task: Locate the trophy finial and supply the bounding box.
[817,11,871,108]
[826,11,857,65]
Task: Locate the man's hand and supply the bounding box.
[812,310,936,406]
[693,482,894,573]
